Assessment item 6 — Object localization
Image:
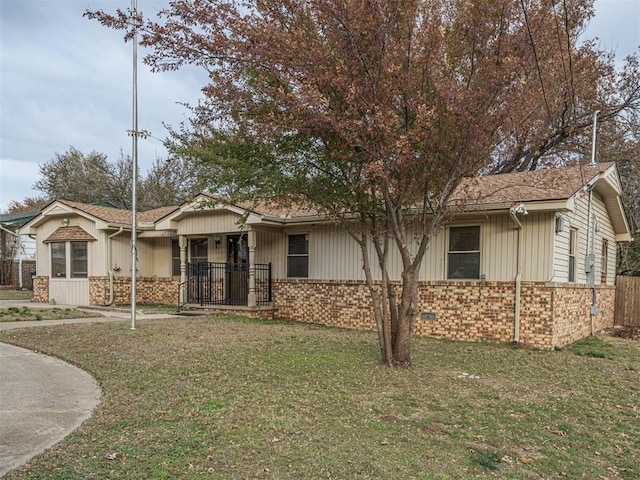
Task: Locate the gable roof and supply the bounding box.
[454,163,613,206]
[21,200,180,232]
[44,225,97,243]
[0,209,41,228]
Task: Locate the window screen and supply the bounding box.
[287,234,309,278]
[447,226,480,279]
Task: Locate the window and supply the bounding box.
[447,226,480,279]
[190,238,208,264]
[172,239,180,276]
[51,242,66,278]
[569,228,578,282]
[601,240,608,283]
[287,234,309,278]
[51,241,88,278]
[70,242,88,278]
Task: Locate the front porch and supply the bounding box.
[183,261,272,307]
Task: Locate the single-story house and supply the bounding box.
[20,162,632,349]
[0,209,39,289]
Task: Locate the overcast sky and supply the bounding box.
[1,0,639,211]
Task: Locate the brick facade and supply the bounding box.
[32,273,616,349]
[32,276,49,303]
[0,260,35,290]
[271,279,616,350]
[89,276,180,306]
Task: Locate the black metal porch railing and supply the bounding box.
[186,262,272,306]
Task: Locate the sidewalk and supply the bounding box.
[0,301,179,477]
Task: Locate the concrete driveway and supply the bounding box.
[0,301,179,477]
[0,342,101,477]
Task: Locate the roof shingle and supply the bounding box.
[44,226,97,243]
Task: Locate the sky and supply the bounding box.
[1,0,639,212]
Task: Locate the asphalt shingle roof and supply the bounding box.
[43,226,97,243]
[454,163,612,206]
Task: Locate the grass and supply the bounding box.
[0,289,33,301]
[0,306,102,322]
[1,316,638,479]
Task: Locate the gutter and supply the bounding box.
[509,203,528,344]
[105,227,124,306]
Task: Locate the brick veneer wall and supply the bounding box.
[32,276,49,302]
[272,279,616,350]
[89,276,180,306]
[550,283,616,348]
[8,260,36,290]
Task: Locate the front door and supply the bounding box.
[226,235,248,304]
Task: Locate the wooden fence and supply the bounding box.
[615,275,640,327]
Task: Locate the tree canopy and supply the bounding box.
[88,0,640,365]
[4,146,204,212]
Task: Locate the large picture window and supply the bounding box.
[51,241,88,278]
[447,226,480,279]
[287,234,309,278]
[51,242,66,278]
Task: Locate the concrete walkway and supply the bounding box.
[0,301,180,477]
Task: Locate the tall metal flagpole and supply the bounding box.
[130,0,138,330]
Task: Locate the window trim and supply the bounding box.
[50,241,89,279]
[51,242,67,278]
[601,239,608,284]
[189,237,208,264]
[287,233,309,278]
[70,241,88,278]
[568,227,578,283]
[171,239,181,276]
[446,225,481,280]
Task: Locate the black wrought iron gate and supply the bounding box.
[186,262,271,306]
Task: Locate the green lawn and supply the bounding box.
[1,316,638,479]
[0,289,33,301]
[0,306,102,322]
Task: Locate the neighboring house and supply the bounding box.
[0,209,39,288]
[20,163,632,349]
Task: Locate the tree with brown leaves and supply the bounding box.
[88,0,639,366]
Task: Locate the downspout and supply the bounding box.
[105,227,124,306]
[509,203,528,344]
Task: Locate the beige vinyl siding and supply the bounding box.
[593,194,616,286]
[520,212,554,282]
[553,190,616,285]
[176,211,244,236]
[49,279,89,305]
[255,230,286,278]
[110,233,133,278]
[35,215,102,276]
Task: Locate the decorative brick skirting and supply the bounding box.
[89,276,180,306]
[272,279,616,350]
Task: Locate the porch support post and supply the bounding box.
[247,229,256,307]
[179,235,187,304]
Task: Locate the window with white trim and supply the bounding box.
[447,226,480,279]
[70,242,88,278]
[569,228,578,283]
[287,234,309,278]
[51,242,66,278]
[50,241,88,278]
[601,239,608,284]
